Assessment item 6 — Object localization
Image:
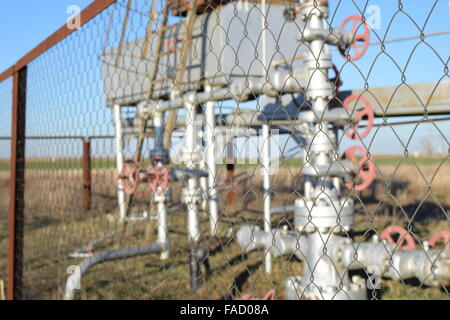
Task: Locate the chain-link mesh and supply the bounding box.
[0,0,449,300]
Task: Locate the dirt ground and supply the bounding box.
[0,160,449,300]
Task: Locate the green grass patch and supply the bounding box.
[0,155,448,172]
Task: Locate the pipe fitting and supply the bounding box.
[390,249,450,286]
[236,225,270,253]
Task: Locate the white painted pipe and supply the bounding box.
[153,111,163,143]
[205,87,219,236]
[187,180,200,243]
[185,101,201,243]
[152,111,170,259]
[156,199,168,245]
[113,104,126,220]
[157,198,170,260]
[198,145,209,213]
[262,122,272,274]
[143,88,233,113]
[332,127,341,192]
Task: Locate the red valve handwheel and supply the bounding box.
[429,231,450,251]
[380,226,416,251]
[343,146,375,192]
[339,15,370,61]
[148,163,170,195]
[343,95,374,140]
[117,160,140,195]
[330,64,343,94]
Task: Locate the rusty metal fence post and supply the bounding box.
[8,66,27,300]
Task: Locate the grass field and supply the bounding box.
[0,156,449,300]
[1,155,449,171]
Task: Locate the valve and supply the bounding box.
[117,160,140,195]
[148,162,170,195]
[429,231,450,251]
[343,146,375,191]
[380,226,416,251]
[339,15,370,61]
[343,95,374,140]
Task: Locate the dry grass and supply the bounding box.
[0,162,449,300]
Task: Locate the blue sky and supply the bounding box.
[0,0,449,159]
[0,0,92,72]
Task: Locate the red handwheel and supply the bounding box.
[343,146,375,192]
[380,226,416,251]
[343,95,374,140]
[339,15,370,61]
[117,160,140,195]
[148,163,170,195]
[429,231,450,251]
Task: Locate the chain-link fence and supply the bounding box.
[0,0,449,300]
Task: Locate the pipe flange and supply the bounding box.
[294,198,354,230]
[301,160,355,178]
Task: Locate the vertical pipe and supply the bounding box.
[185,101,200,243]
[153,111,164,152]
[153,111,170,259]
[187,178,200,243]
[199,161,208,212]
[8,66,27,300]
[205,87,219,236]
[332,127,340,192]
[226,139,235,205]
[157,199,169,259]
[82,139,91,211]
[185,100,202,290]
[157,200,168,245]
[184,102,201,291]
[261,0,267,78]
[113,104,126,220]
[262,122,272,274]
[197,106,208,213]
